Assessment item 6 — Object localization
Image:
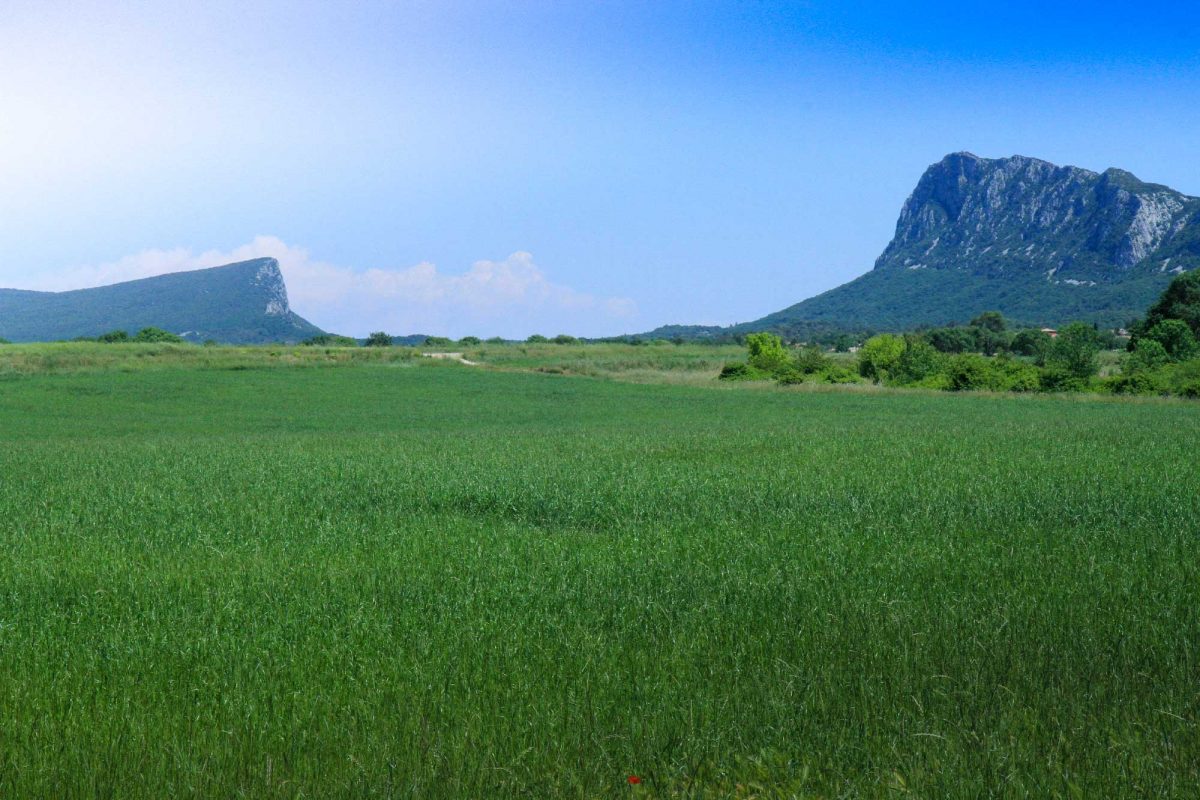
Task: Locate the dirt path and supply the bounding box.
[421,352,479,366]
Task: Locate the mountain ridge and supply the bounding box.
[0,258,324,343]
[644,152,1200,339]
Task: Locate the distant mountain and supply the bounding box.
[0,258,324,343]
[646,153,1200,339]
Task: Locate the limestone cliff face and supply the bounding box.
[876,152,1200,284]
[254,258,292,317]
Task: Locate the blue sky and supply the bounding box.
[2,1,1199,337]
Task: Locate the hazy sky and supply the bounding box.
[3,1,1199,337]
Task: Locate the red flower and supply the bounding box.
[627,775,641,785]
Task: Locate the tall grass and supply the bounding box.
[0,362,1197,797]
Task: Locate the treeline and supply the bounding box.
[721,270,1200,398]
[308,332,608,347]
[68,327,187,344]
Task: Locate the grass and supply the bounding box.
[0,347,1197,797]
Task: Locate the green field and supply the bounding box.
[1,347,1198,797]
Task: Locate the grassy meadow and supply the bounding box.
[0,344,1198,797]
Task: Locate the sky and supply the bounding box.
[2,1,1199,338]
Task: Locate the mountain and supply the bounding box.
[0,258,324,344]
[647,153,1200,339]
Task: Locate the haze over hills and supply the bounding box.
[646,152,1200,339]
[0,258,324,344]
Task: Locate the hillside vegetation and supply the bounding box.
[0,258,323,344]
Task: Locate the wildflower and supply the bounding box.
[627,775,641,785]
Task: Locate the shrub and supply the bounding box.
[793,344,831,375]
[422,336,452,347]
[943,354,997,391]
[98,329,131,343]
[526,334,549,344]
[485,337,507,344]
[0,337,10,345]
[1038,366,1088,393]
[1104,371,1167,396]
[552,335,579,345]
[1166,358,1200,398]
[819,365,860,384]
[133,327,184,343]
[718,362,770,381]
[458,336,482,346]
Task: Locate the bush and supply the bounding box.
[718,362,771,381]
[458,336,482,346]
[98,330,130,343]
[1104,371,1167,396]
[0,337,10,345]
[485,337,507,344]
[943,354,997,391]
[133,327,183,343]
[793,344,831,375]
[422,336,452,347]
[526,334,549,344]
[552,335,579,345]
[819,365,860,384]
[1038,366,1088,393]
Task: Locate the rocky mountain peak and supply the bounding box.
[876,153,1199,281]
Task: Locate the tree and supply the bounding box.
[526,334,549,343]
[458,336,482,345]
[926,327,976,353]
[1042,322,1103,379]
[552,334,579,345]
[857,334,906,382]
[1143,319,1198,361]
[1144,269,1200,337]
[98,329,130,343]
[970,310,1007,333]
[1010,329,1051,357]
[893,336,942,384]
[745,332,789,373]
[364,331,393,347]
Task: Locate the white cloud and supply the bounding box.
[21,237,637,338]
